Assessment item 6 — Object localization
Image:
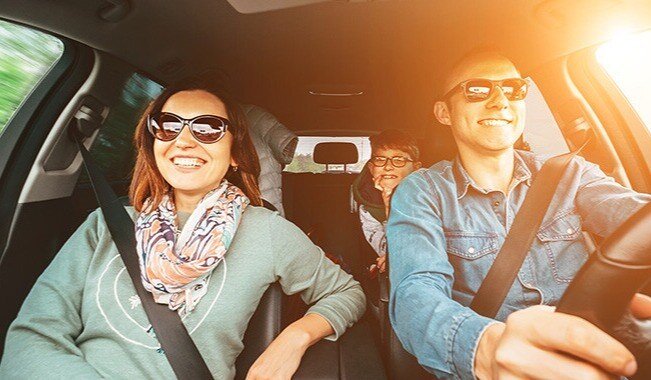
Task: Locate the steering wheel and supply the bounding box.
[556,202,651,378]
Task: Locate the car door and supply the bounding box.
[0,19,141,353]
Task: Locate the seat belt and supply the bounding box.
[470,142,588,318]
[72,130,213,380]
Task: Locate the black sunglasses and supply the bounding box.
[443,78,529,102]
[369,156,414,168]
[147,112,230,144]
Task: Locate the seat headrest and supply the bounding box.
[313,142,359,164]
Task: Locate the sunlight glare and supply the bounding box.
[596,30,651,132]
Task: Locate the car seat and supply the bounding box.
[379,267,438,379]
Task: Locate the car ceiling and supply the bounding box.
[1,0,651,134]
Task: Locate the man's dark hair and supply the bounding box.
[369,129,420,161]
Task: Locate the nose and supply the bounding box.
[382,160,395,171]
[174,123,196,148]
[485,85,509,110]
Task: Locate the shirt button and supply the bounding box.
[493,201,500,207]
[468,247,476,254]
[566,228,573,234]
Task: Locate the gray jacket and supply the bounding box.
[241,104,297,216]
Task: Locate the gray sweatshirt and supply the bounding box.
[0,206,365,379]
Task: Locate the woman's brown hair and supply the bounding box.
[129,80,263,211]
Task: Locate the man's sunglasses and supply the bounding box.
[147,112,230,144]
[443,78,529,102]
[369,156,413,168]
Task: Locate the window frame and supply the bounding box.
[569,45,651,193]
[0,22,70,182]
[80,72,164,187]
[0,24,94,263]
[284,133,372,174]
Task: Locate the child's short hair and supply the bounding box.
[369,129,420,161]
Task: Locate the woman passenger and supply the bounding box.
[0,82,365,379]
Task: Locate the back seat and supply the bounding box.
[282,142,367,278]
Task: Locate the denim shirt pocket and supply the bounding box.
[445,231,499,297]
[445,231,499,260]
[536,208,588,283]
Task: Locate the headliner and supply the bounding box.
[1,0,651,133]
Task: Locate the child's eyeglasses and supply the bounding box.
[369,156,413,168]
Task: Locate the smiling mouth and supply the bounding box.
[380,174,398,179]
[172,157,205,168]
[478,119,511,126]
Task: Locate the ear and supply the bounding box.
[413,161,422,170]
[433,101,451,126]
[230,156,238,167]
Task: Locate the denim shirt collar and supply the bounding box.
[452,150,533,200]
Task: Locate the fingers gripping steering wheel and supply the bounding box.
[557,202,651,378]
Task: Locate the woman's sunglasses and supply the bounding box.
[443,78,529,102]
[147,112,230,144]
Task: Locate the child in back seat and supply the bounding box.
[352,129,421,274]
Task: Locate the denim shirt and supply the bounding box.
[387,150,651,380]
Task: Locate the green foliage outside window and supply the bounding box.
[0,20,63,133]
[285,153,326,173]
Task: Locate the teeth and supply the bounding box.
[173,157,203,167]
[479,119,510,126]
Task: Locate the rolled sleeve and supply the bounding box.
[451,314,496,379]
[574,157,651,237]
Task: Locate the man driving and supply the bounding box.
[387,50,651,379]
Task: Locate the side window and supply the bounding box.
[596,30,651,132]
[85,73,163,182]
[524,78,569,155]
[0,20,63,136]
[284,136,371,173]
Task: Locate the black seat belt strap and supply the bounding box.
[470,143,588,318]
[72,131,213,380]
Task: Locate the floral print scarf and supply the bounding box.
[135,180,249,315]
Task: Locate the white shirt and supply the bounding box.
[358,205,387,256]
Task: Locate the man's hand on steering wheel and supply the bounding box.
[473,292,650,379]
[474,304,640,380]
